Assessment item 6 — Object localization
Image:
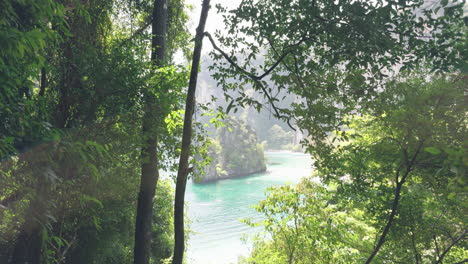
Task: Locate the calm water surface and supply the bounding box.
[185,152,313,264]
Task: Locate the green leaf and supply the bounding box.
[226,100,234,114]
[424,146,441,155]
[81,195,104,209]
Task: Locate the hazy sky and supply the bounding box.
[186,0,240,54]
[183,0,467,61]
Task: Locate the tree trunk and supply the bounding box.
[11,177,48,264]
[54,40,80,129]
[172,1,210,263]
[133,1,167,264]
[39,67,47,96]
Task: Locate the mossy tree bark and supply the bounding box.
[134,1,167,263]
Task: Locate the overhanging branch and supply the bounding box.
[204,32,306,130]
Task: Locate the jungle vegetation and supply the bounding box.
[0,0,466,263]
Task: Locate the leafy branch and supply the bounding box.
[434,230,467,264]
[365,139,425,263]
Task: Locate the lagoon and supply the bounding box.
[186,152,313,264]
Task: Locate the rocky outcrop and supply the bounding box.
[195,118,266,183]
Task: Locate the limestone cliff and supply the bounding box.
[195,118,266,183]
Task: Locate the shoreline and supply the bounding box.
[193,152,310,184]
[193,167,267,184]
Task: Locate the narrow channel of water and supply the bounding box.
[186,152,313,264]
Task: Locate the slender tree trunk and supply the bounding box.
[365,180,404,264]
[365,141,424,264]
[39,67,47,96]
[410,227,421,264]
[54,41,80,129]
[172,1,210,263]
[134,1,167,264]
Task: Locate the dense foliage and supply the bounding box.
[0,0,190,263]
[196,117,266,183]
[240,75,467,263]
[205,0,466,263]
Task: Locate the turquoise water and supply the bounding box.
[185,152,313,264]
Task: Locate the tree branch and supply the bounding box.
[365,140,425,264]
[204,30,314,82]
[118,17,152,48]
[204,32,307,130]
[434,230,467,264]
[410,226,421,264]
[433,234,441,259]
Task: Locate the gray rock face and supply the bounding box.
[195,118,266,183]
